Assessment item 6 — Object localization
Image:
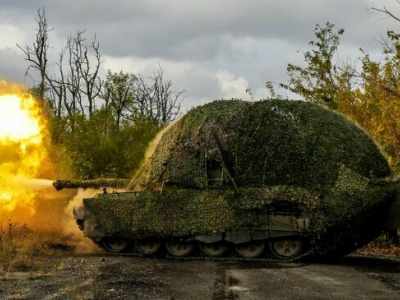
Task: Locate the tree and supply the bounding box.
[71,31,102,116]
[279,21,400,173]
[17,7,51,101]
[135,66,183,125]
[45,30,103,129]
[277,19,400,245]
[353,32,400,172]
[370,2,400,22]
[280,22,345,109]
[19,9,184,181]
[19,9,103,121]
[102,70,137,130]
[101,67,184,129]
[61,108,156,178]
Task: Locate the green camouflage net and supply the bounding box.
[233,100,389,189]
[53,179,130,190]
[84,172,395,247]
[79,99,398,256]
[137,99,390,191]
[134,100,251,188]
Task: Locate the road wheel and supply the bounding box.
[234,241,265,258]
[269,238,303,259]
[165,241,194,257]
[135,239,161,255]
[199,241,228,257]
[100,237,130,253]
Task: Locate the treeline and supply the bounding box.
[19,8,183,179]
[23,5,400,179]
[275,10,400,174]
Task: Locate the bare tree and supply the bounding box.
[370,1,400,22]
[71,31,102,116]
[47,47,68,118]
[135,66,184,124]
[45,30,102,121]
[17,7,51,100]
[18,8,102,121]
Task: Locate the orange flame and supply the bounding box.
[0,82,51,213]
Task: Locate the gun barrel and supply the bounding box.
[53,179,131,191]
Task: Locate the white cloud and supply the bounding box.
[2,0,400,109]
[102,55,220,109]
[0,24,27,50]
[214,70,251,100]
[0,48,31,84]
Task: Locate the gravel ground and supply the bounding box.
[1,254,400,300]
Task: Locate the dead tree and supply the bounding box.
[17,7,51,100]
[71,31,102,116]
[18,9,102,120]
[134,66,183,125]
[370,2,400,22]
[46,30,102,122]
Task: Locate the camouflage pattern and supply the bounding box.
[135,99,390,190]
[78,165,396,256]
[53,179,130,191]
[70,99,399,257]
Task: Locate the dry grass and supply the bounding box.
[0,221,74,273]
[0,222,36,272]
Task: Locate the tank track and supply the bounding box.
[103,252,312,264]
[94,239,313,264]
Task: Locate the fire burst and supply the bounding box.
[0,83,51,212]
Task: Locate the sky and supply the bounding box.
[0,0,399,111]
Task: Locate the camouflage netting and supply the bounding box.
[78,99,398,257]
[85,187,320,238]
[132,100,251,188]
[84,179,395,256]
[53,179,130,190]
[134,99,390,191]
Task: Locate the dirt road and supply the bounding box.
[1,254,400,300]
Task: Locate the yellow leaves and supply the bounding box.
[335,73,400,174]
[359,235,400,257]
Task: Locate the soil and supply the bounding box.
[1,253,400,300]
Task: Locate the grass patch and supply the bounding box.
[0,221,75,273]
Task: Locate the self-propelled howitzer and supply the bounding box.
[60,99,400,260]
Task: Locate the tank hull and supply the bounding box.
[74,182,396,259]
[67,99,398,259]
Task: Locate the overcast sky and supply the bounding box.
[0,0,399,111]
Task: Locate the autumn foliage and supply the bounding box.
[281,22,400,175]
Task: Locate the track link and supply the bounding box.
[95,240,313,263]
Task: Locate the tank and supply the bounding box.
[58,99,400,260]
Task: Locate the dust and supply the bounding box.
[145,122,176,162]
[63,189,103,254]
[130,121,176,189]
[62,187,131,254]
